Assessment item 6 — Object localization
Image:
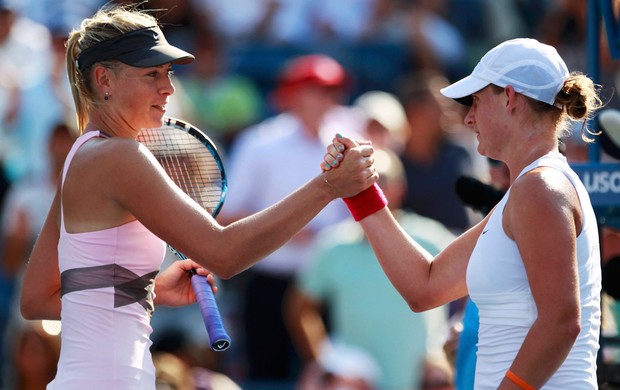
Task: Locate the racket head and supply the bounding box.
[137,116,227,217]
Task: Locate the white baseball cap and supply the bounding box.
[440,38,569,106]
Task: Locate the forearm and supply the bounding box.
[21,267,62,320]
[359,207,476,311]
[20,194,62,320]
[193,176,335,278]
[498,317,580,389]
[359,208,436,310]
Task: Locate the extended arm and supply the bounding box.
[112,139,377,279]
[324,135,483,311]
[497,169,582,389]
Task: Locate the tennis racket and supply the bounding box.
[137,116,231,351]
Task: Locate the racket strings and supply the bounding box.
[137,126,223,214]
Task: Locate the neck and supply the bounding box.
[85,111,140,139]
[505,138,559,183]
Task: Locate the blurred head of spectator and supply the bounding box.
[353,90,408,153]
[11,320,61,390]
[397,70,452,162]
[272,54,350,118]
[0,1,15,44]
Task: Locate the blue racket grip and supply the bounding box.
[190,271,231,351]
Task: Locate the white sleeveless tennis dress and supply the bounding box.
[467,152,601,389]
[48,131,166,389]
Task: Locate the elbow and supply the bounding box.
[406,296,433,313]
[408,301,425,313]
[408,303,434,314]
[206,256,244,280]
[213,267,237,280]
[564,318,581,343]
[561,307,582,343]
[405,290,444,313]
[543,309,581,345]
[20,295,37,320]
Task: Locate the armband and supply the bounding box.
[506,370,535,390]
[343,183,387,222]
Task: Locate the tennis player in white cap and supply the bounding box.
[324,38,604,389]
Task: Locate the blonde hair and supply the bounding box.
[65,4,159,134]
[554,72,603,141]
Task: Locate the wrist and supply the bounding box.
[343,183,387,221]
[505,370,535,390]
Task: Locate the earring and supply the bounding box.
[104,92,110,101]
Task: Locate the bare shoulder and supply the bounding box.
[70,136,162,182]
[63,135,170,231]
[509,167,577,206]
[505,166,581,238]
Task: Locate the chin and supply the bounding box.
[145,116,164,129]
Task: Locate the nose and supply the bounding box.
[464,107,475,127]
[160,77,175,96]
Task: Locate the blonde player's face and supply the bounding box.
[110,63,176,130]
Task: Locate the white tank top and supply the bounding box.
[466,152,601,389]
[49,131,166,389]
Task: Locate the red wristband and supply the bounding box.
[343,183,388,221]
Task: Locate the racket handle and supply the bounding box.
[190,271,232,351]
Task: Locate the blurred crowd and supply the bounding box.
[0,0,619,389]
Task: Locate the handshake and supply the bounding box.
[320,134,388,221]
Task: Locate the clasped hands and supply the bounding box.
[320,134,379,199]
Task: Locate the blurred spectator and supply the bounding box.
[194,0,404,46]
[0,1,55,180]
[2,0,105,31]
[285,148,455,389]
[219,54,364,388]
[0,122,74,388]
[6,320,60,390]
[174,29,265,152]
[1,122,75,276]
[445,298,478,390]
[395,70,486,235]
[308,0,405,44]
[352,90,407,154]
[295,342,380,390]
[152,337,242,390]
[191,0,281,44]
[400,0,466,79]
[0,1,52,89]
[1,4,75,181]
[420,352,455,390]
[192,0,313,45]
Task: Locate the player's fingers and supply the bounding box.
[206,274,218,294]
[368,164,379,181]
[358,144,375,158]
[178,259,201,271]
[326,143,339,159]
[322,145,343,170]
[332,133,358,149]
